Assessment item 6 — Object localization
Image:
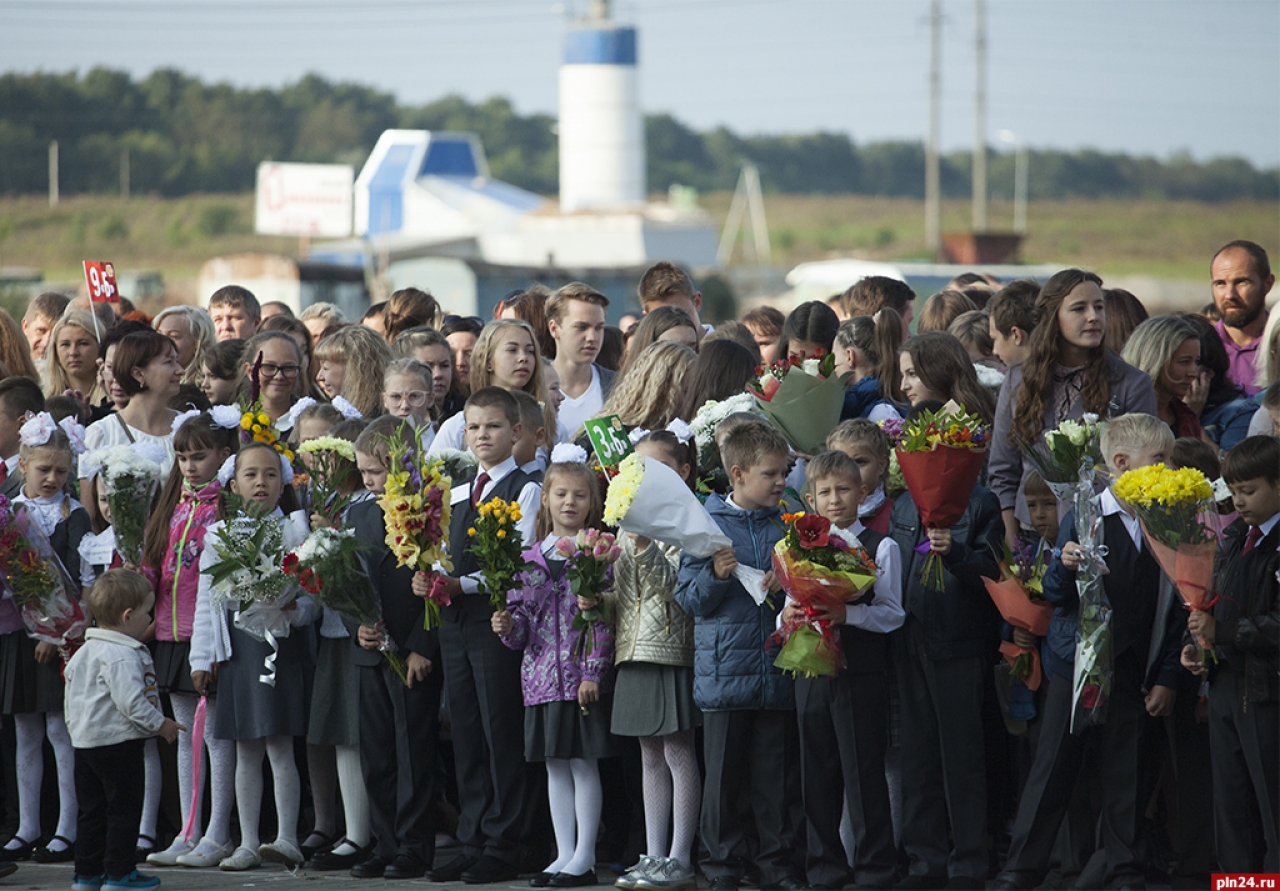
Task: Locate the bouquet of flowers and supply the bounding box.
[0,496,86,651]
[238,351,295,463]
[878,418,908,498]
[553,529,621,664]
[467,497,529,611]
[689,392,765,491]
[767,513,879,677]
[80,443,164,566]
[604,452,769,602]
[433,447,479,484]
[984,539,1054,689]
[1019,413,1103,495]
[297,436,358,526]
[377,421,452,627]
[1112,464,1219,660]
[283,526,408,684]
[894,402,990,590]
[747,350,847,455]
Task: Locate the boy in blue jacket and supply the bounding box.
[675,422,798,891]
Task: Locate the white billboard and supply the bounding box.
[255,162,354,238]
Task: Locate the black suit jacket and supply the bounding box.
[348,499,439,667]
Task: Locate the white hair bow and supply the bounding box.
[550,442,588,465]
[628,419,692,446]
[276,397,315,433]
[19,412,57,448]
[216,450,295,488]
[332,396,362,420]
[59,416,87,455]
[210,404,242,430]
[171,409,202,435]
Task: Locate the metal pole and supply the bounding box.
[48,141,59,207]
[925,0,941,254]
[972,0,987,231]
[120,147,130,200]
[1014,143,1028,234]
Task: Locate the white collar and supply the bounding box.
[858,485,886,518]
[3,455,17,475]
[477,455,517,486]
[521,455,548,475]
[1101,487,1142,550]
[85,627,147,650]
[1255,512,1280,538]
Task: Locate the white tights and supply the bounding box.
[169,693,236,848]
[637,731,701,866]
[545,758,602,877]
[234,736,299,851]
[138,739,160,849]
[303,743,370,854]
[5,712,76,850]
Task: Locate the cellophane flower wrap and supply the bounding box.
[767,513,879,677]
[377,421,452,628]
[984,539,1053,690]
[297,436,358,526]
[894,402,990,590]
[747,351,848,456]
[284,526,408,684]
[0,496,86,651]
[1112,464,1219,660]
[204,504,294,621]
[554,529,621,665]
[467,497,529,611]
[82,443,163,567]
[1018,414,1103,486]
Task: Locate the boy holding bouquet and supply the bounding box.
[675,423,797,891]
[994,414,1186,891]
[782,450,903,890]
[1181,434,1280,873]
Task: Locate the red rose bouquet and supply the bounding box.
[0,496,86,653]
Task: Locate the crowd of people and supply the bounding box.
[0,243,1275,891]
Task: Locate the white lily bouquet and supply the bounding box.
[80,442,166,566]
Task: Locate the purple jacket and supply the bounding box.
[499,544,615,707]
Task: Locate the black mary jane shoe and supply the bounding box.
[309,839,374,871]
[300,830,338,862]
[530,871,557,887]
[550,869,599,888]
[0,836,36,863]
[32,836,77,863]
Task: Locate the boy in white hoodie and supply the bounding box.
[64,570,181,890]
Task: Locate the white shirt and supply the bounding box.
[447,455,542,595]
[1253,512,1280,539]
[3,455,18,478]
[84,415,176,479]
[557,366,603,439]
[1101,487,1143,551]
[63,628,166,748]
[426,412,466,458]
[14,490,82,538]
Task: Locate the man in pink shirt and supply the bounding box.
[1211,240,1273,395]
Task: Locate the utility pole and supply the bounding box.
[120,147,130,200]
[972,0,987,231]
[48,141,59,207]
[925,0,941,255]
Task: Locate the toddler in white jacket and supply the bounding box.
[64,569,181,891]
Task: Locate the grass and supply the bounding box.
[0,192,1275,300]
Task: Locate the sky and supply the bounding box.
[1,0,1278,169]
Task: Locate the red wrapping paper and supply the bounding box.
[895,444,988,530]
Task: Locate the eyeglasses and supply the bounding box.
[384,390,430,408]
[260,363,301,380]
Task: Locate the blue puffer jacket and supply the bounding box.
[675,494,792,712]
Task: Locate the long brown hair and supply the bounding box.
[535,462,603,540]
[900,332,995,425]
[1010,268,1109,444]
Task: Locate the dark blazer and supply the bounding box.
[0,469,23,502]
[348,499,438,667]
[1202,517,1280,704]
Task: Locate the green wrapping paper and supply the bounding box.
[753,371,848,455]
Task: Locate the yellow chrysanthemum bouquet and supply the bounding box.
[467,497,528,611]
[1113,463,1220,658]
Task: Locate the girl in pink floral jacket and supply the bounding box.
[492,456,617,885]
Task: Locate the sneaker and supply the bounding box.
[147,838,195,867]
[174,839,232,868]
[103,871,161,889]
[617,856,663,890]
[637,860,697,891]
[71,875,105,891]
[258,840,304,868]
[218,847,261,871]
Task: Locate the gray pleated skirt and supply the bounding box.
[213,625,312,741]
[525,697,620,762]
[307,635,360,747]
[610,662,700,737]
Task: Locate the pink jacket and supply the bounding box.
[500,544,614,707]
[156,480,221,642]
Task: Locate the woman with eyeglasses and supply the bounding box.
[238,331,308,423]
[313,326,393,420]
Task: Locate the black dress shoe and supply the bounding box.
[431,852,480,882]
[0,836,36,863]
[386,854,428,879]
[895,877,948,891]
[32,836,75,863]
[462,855,520,884]
[550,869,598,887]
[530,872,557,887]
[0,862,15,878]
[309,840,374,871]
[351,856,389,879]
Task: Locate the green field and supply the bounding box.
[1,192,1276,303]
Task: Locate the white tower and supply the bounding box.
[558,1,644,213]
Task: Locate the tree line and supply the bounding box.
[1,68,1275,202]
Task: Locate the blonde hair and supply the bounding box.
[45,311,105,402]
[1099,413,1173,473]
[87,568,151,627]
[314,325,394,419]
[596,340,696,433]
[153,305,216,387]
[470,319,556,438]
[535,462,603,539]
